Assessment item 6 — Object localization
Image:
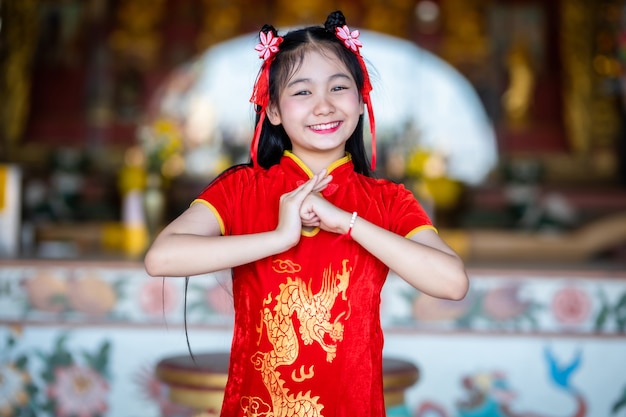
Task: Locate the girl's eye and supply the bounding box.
[293,90,310,96]
[332,86,348,92]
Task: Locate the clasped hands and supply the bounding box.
[278,169,350,239]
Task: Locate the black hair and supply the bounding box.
[254,10,373,177]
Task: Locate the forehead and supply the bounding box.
[285,47,352,80]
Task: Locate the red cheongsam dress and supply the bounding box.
[193,151,435,417]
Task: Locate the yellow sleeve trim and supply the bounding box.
[406,224,438,239]
[191,199,226,235]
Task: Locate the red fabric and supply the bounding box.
[249,58,272,166]
[194,152,433,417]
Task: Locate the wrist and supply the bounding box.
[346,211,358,238]
[271,228,299,253]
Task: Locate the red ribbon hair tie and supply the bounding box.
[250,30,283,166]
[336,25,376,171]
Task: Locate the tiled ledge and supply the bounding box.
[1,259,625,337]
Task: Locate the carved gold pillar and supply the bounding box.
[560,0,595,154]
[560,0,621,156]
[0,0,38,157]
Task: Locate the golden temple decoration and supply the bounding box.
[363,0,413,37]
[502,40,536,129]
[439,0,490,68]
[560,0,620,156]
[588,1,622,152]
[560,0,595,154]
[274,0,332,27]
[195,0,418,51]
[108,0,166,71]
[197,0,244,50]
[0,0,38,152]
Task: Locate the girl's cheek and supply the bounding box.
[281,100,304,115]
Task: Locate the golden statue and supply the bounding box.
[502,39,536,128]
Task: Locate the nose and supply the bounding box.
[313,93,335,116]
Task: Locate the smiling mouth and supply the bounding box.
[309,121,340,131]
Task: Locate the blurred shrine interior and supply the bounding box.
[1,0,626,265]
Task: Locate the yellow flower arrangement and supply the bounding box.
[405,147,463,210]
[138,118,184,178]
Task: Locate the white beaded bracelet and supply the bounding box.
[347,211,358,238]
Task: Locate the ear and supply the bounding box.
[266,104,282,126]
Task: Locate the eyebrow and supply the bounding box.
[286,73,352,88]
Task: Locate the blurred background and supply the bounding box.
[1,1,626,416]
[1,0,625,263]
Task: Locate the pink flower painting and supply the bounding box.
[552,286,591,325]
[47,365,109,417]
[139,279,179,316]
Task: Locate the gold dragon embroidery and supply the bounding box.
[240,259,352,417]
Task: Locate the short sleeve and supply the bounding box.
[385,182,436,238]
[191,166,251,235]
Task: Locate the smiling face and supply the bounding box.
[266,48,364,170]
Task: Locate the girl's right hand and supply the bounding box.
[276,170,331,248]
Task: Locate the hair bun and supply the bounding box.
[260,24,278,36]
[324,10,347,32]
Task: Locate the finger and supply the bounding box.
[284,170,330,207]
[300,210,314,220]
[301,211,318,220]
[312,175,333,193]
[301,210,321,225]
[286,176,319,200]
[289,175,327,204]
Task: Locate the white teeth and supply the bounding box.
[310,122,339,130]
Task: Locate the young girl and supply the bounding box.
[145,10,468,417]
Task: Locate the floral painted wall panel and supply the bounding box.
[1,261,626,416]
[0,325,234,417]
[0,263,234,326]
[382,269,626,334]
[0,261,234,417]
[3,327,625,416]
[382,269,626,417]
[384,333,626,416]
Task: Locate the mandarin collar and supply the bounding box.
[281,151,354,182]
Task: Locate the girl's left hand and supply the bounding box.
[300,171,334,229]
[277,170,331,244]
[300,192,349,234]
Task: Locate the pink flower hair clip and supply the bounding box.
[249,28,282,166]
[334,20,376,170]
[336,25,362,53]
[254,31,283,61]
